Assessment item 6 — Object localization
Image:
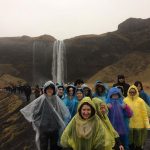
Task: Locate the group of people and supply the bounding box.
[20,75,150,150]
[5,84,32,101]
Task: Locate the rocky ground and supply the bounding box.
[0,91,36,150]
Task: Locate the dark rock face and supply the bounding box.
[0,35,55,84]
[0,18,150,83]
[118,18,150,33]
[65,33,130,81]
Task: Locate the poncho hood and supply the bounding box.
[127,85,139,99]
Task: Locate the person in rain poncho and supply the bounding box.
[57,84,66,100]
[20,81,71,150]
[113,75,130,97]
[134,81,150,106]
[64,84,78,118]
[93,81,108,102]
[106,87,133,150]
[76,88,84,102]
[61,97,111,150]
[74,79,84,88]
[134,81,150,120]
[92,97,125,150]
[82,84,93,99]
[124,85,150,150]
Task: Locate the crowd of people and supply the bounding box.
[5,84,32,101]
[20,75,150,150]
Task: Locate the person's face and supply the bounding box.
[68,87,74,96]
[58,88,64,96]
[111,94,119,99]
[129,88,137,97]
[46,87,54,96]
[97,85,103,93]
[84,88,89,95]
[81,104,92,120]
[137,84,142,92]
[118,78,125,83]
[76,91,83,101]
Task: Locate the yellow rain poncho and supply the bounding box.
[124,85,149,147]
[60,97,110,150]
[92,98,119,149]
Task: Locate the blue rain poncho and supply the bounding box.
[93,80,108,102]
[106,87,132,135]
[64,85,78,118]
[64,96,78,118]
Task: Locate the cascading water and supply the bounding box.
[52,40,66,84]
[32,40,52,86]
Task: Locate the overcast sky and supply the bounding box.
[0,0,150,40]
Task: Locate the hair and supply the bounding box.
[78,102,95,119]
[74,79,84,86]
[134,81,143,90]
[57,85,64,90]
[118,74,125,79]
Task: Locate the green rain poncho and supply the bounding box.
[61,97,110,150]
[92,98,119,150]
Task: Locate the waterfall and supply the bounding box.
[32,41,36,85]
[32,40,52,86]
[52,40,66,84]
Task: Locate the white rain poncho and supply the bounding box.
[20,81,71,150]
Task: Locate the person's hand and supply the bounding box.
[100,104,106,114]
[119,145,124,150]
[121,103,126,109]
[107,103,112,109]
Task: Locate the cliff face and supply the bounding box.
[0,35,55,83]
[0,18,150,83]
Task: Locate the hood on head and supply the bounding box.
[81,84,92,91]
[76,88,84,94]
[108,87,122,99]
[94,80,103,87]
[66,84,76,95]
[43,80,56,95]
[92,97,107,116]
[77,97,96,113]
[57,84,65,90]
[127,85,139,98]
[81,84,88,89]
[94,80,106,92]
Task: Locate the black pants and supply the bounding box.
[25,94,30,102]
[39,130,62,150]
